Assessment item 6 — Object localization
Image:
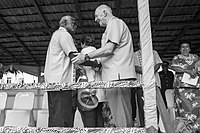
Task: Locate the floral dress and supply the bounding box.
[172,54,200,130]
[172,54,199,88]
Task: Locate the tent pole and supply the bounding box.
[137,0,157,132]
[37,66,42,112]
[137,0,175,132]
[37,66,41,83]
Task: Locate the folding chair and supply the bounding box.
[36,92,49,127]
[165,89,175,126]
[74,109,84,128]
[0,92,7,126]
[4,92,35,127]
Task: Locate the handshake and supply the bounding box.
[70,51,102,70]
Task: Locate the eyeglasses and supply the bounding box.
[66,20,77,26]
[71,21,77,25]
[67,21,76,27]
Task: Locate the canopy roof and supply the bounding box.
[0,0,199,66]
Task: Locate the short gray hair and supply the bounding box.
[96,4,112,14]
[59,15,75,27]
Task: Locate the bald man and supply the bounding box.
[44,15,77,127]
[72,5,136,127]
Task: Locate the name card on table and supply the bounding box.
[181,73,199,86]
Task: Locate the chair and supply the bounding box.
[41,92,48,110]
[74,109,84,127]
[0,92,7,126]
[4,92,35,127]
[165,89,175,126]
[36,92,49,127]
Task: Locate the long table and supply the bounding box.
[0,80,140,90]
[0,127,145,133]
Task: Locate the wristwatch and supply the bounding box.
[84,54,90,61]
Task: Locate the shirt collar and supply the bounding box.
[59,27,67,31]
[107,16,115,26]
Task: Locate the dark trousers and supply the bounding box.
[131,87,145,127]
[78,102,104,127]
[47,90,76,127]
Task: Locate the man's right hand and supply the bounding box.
[71,52,85,64]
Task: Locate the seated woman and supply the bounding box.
[171,41,200,132]
[171,41,199,88]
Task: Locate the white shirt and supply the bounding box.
[134,50,162,87]
[44,27,77,83]
[81,46,97,82]
[100,16,136,81]
[80,46,106,102]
